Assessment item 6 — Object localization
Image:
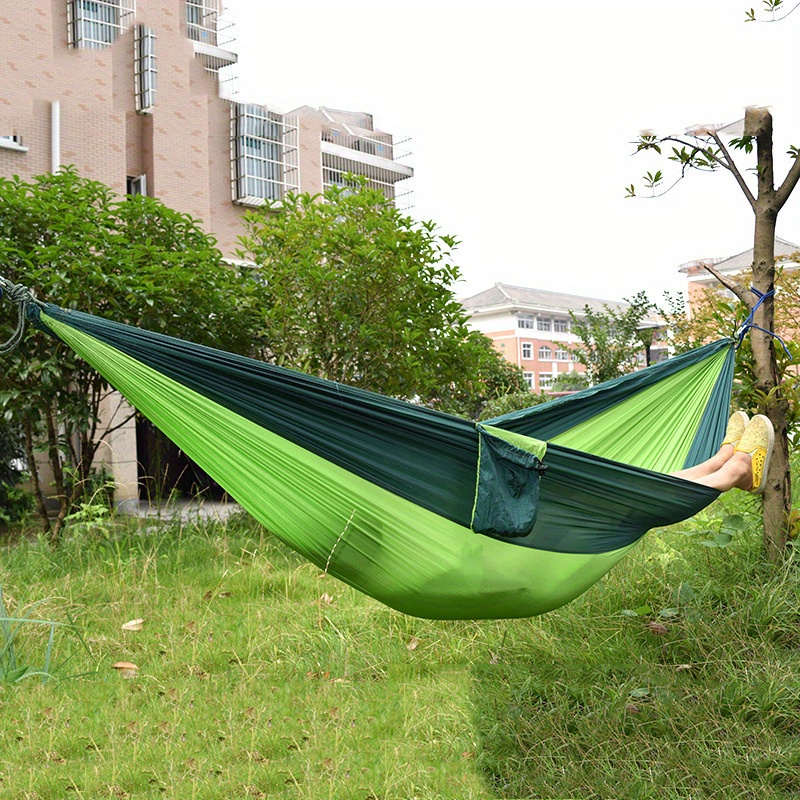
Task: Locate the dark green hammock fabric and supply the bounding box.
[28,303,735,619]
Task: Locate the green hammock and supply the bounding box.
[13,298,735,620]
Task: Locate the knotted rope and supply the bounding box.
[0,275,43,354]
[735,287,793,360]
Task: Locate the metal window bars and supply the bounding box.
[186,0,234,48]
[230,104,300,206]
[68,0,135,49]
[134,24,156,114]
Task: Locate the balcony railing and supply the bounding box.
[321,128,412,163]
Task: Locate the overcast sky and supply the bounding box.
[224,0,800,303]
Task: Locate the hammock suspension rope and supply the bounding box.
[735,287,792,360]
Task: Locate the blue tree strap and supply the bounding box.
[735,287,793,360]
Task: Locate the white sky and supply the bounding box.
[224,0,800,303]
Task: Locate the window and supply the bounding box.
[555,348,570,361]
[517,314,535,329]
[134,25,157,114]
[68,0,134,49]
[537,318,552,332]
[553,318,569,333]
[186,0,220,47]
[231,104,299,206]
[523,372,534,389]
[521,343,532,360]
[538,346,552,360]
[538,373,554,389]
[126,174,146,196]
[0,135,27,152]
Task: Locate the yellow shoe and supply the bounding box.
[734,414,774,494]
[722,411,749,448]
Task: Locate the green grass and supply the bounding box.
[0,491,798,800]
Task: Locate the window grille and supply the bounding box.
[231,104,299,206]
[68,0,135,49]
[187,0,215,44]
[134,25,156,114]
[186,0,233,46]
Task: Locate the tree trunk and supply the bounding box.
[44,403,70,547]
[745,107,792,561]
[23,415,51,535]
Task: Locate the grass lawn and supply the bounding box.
[1,489,799,800]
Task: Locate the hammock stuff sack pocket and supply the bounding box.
[2,285,736,620]
[471,425,547,541]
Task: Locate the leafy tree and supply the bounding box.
[628,107,800,560]
[236,184,527,415]
[479,390,551,421]
[550,372,590,392]
[0,420,32,529]
[0,169,254,543]
[568,292,654,384]
[428,332,529,419]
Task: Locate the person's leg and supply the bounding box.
[670,411,748,482]
[675,414,774,494]
[672,444,735,482]
[685,451,753,491]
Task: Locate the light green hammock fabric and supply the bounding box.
[17,300,735,620]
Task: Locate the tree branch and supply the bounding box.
[700,262,752,306]
[631,172,688,199]
[660,136,731,171]
[710,131,758,209]
[99,410,138,440]
[775,151,800,210]
[749,1,800,22]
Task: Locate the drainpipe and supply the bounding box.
[51,101,60,173]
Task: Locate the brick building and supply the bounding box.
[462,283,667,392]
[0,0,413,506]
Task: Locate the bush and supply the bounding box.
[479,390,551,420]
[0,421,33,529]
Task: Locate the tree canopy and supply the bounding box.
[568,292,655,385]
[236,183,527,416]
